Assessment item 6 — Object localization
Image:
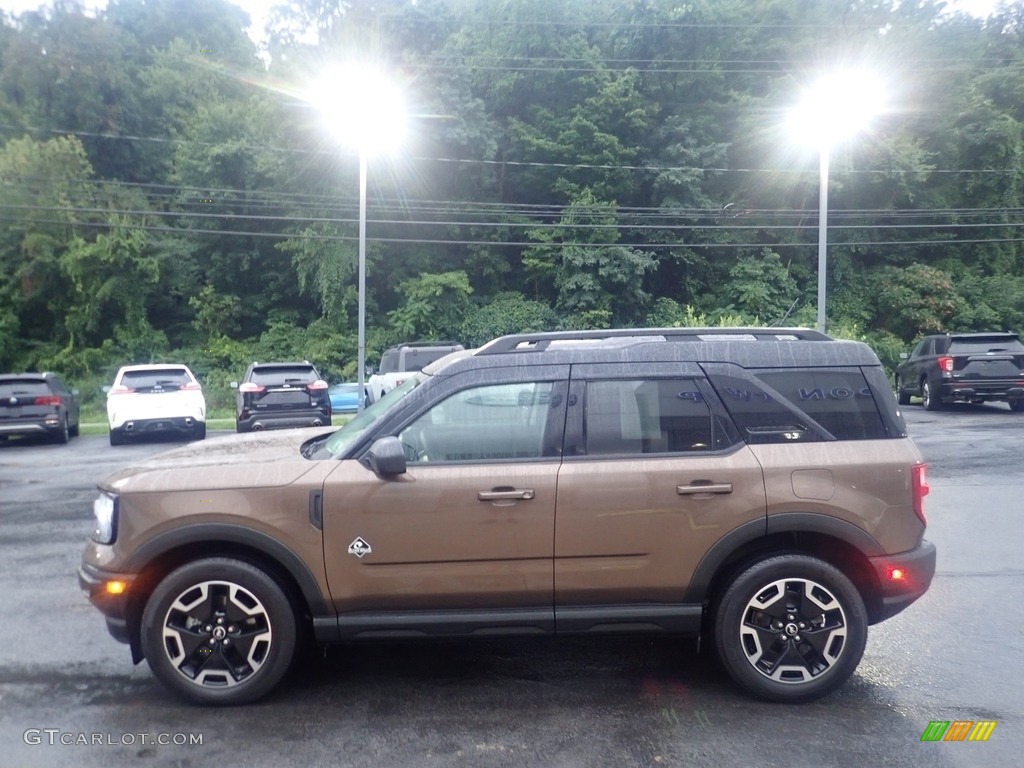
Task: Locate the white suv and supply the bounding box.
[106,364,206,445]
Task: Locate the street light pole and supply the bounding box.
[789,70,884,336]
[816,146,830,334]
[308,64,405,413]
[357,151,367,413]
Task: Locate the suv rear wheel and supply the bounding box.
[921,379,942,411]
[53,415,70,445]
[140,558,298,706]
[714,555,867,703]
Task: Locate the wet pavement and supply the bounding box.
[0,408,1021,767]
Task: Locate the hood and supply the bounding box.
[101,427,336,494]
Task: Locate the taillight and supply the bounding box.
[181,382,202,391]
[238,383,264,393]
[33,395,62,406]
[912,463,929,525]
[937,356,954,373]
[308,380,329,391]
[109,385,135,395]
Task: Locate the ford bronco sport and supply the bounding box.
[80,328,935,705]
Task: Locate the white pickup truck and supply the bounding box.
[367,342,464,402]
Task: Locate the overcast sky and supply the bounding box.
[0,0,1014,56]
[0,0,1012,27]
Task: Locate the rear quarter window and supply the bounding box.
[709,368,900,443]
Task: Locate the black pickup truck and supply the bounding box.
[895,332,1024,411]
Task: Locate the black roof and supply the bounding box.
[430,327,882,374]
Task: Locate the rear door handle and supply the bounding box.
[478,489,536,501]
[677,483,733,495]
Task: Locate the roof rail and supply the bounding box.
[386,340,463,349]
[476,327,831,355]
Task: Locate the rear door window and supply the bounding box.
[584,379,716,455]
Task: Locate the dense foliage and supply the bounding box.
[2,0,1023,408]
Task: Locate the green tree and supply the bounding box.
[387,271,474,339]
[524,188,655,323]
[872,264,964,340]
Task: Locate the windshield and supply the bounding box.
[312,375,423,459]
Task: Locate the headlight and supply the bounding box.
[92,492,118,544]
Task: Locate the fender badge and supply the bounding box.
[348,537,372,558]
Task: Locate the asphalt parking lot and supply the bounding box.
[0,406,1021,767]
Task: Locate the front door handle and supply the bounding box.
[478,489,536,501]
[676,483,733,495]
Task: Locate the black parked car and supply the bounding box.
[894,332,1024,411]
[0,372,81,443]
[233,362,331,432]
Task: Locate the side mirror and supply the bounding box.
[71,388,80,396]
[899,352,909,360]
[363,436,407,477]
[230,381,239,389]
[101,385,111,394]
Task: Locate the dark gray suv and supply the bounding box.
[233,361,331,432]
[0,372,80,444]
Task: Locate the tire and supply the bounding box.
[69,418,80,438]
[193,422,206,440]
[921,379,942,411]
[140,558,298,706]
[109,428,124,446]
[53,415,70,445]
[1010,399,1024,413]
[895,376,911,406]
[713,554,868,703]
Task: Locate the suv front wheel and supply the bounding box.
[894,375,911,406]
[140,558,298,706]
[714,555,867,703]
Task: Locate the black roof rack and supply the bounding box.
[477,327,831,355]
[385,340,463,349]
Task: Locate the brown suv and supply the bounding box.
[80,328,935,706]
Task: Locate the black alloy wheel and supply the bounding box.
[714,555,867,703]
[141,558,298,705]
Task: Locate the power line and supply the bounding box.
[3,202,1023,233]
[3,213,1022,251]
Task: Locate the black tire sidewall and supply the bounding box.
[714,555,867,703]
[895,376,911,405]
[141,558,298,706]
[54,415,69,444]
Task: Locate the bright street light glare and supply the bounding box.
[309,65,406,155]
[789,71,885,148]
